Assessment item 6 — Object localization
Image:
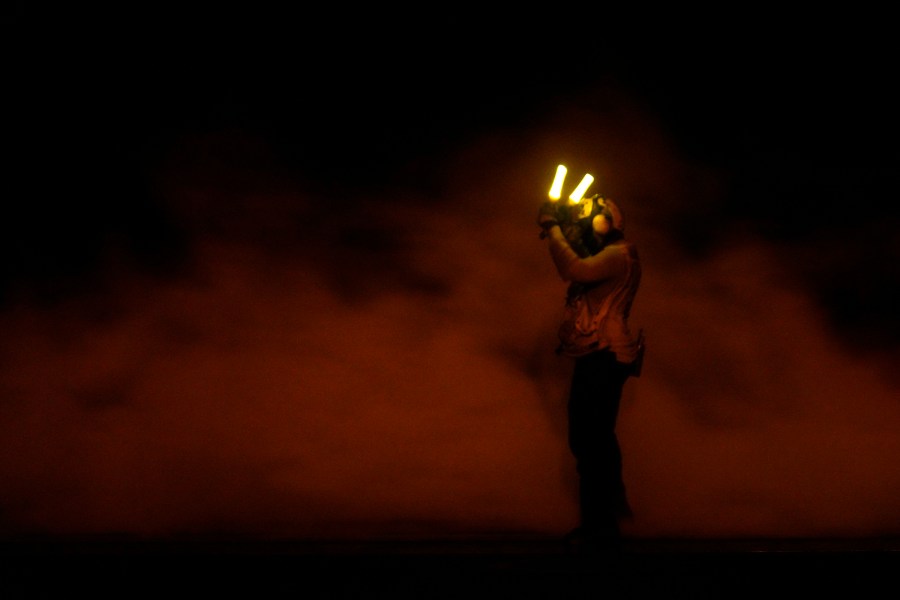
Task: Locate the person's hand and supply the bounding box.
[537,201,559,228]
[537,201,560,239]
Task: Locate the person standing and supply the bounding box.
[538,194,643,551]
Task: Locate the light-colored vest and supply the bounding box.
[557,242,642,362]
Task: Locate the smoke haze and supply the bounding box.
[4,80,900,542]
[4,10,900,543]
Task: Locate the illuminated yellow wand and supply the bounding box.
[539,164,595,241]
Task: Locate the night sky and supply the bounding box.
[3,9,899,541]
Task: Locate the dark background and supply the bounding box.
[7,9,898,350]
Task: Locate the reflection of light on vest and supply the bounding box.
[547,164,594,218]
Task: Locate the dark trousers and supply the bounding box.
[567,349,632,538]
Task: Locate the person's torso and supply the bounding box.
[558,241,641,361]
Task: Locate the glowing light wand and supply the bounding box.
[539,165,596,255]
[569,173,594,205]
[548,164,567,200]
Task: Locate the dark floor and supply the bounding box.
[4,536,900,598]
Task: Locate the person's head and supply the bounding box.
[574,196,625,256]
[590,196,624,239]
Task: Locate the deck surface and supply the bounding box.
[4,536,899,598]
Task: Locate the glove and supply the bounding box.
[537,201,560,230]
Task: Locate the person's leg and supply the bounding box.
[567,350,631,544]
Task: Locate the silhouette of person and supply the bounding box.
[538,194,643,552]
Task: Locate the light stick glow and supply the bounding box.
[548,165,567,200]
[569,173,594,203]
